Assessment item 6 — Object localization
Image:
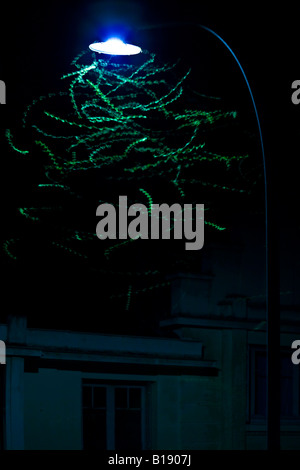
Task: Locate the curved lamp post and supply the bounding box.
[200,25,279,450]
[197,25,279,449]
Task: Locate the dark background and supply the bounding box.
[0,0,298,327]
[0,1,298,221]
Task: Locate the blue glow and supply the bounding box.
[89,38,141,56]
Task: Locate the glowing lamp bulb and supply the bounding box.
[89,38,142,56]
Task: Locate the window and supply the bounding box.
[249,347,300,421]
[82,382,149,450]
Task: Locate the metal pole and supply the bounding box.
[199,24,280,449]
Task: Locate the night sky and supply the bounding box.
[0,1,299,329]
[0,1,298,215]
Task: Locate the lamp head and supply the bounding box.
[89,38,141,55]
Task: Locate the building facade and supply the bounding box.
[1,223,300,450]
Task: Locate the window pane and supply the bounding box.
[115,409,142,449]
[254,352,266,416]
[256,352,266,377]
[115,388,128,409]
[281,356,293,379]
[83,409,106,450]
[82,386,92,408]
[94,387,106,408]
[82,383,147,450]
[129,388,141,409]
[280,356,293,416]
